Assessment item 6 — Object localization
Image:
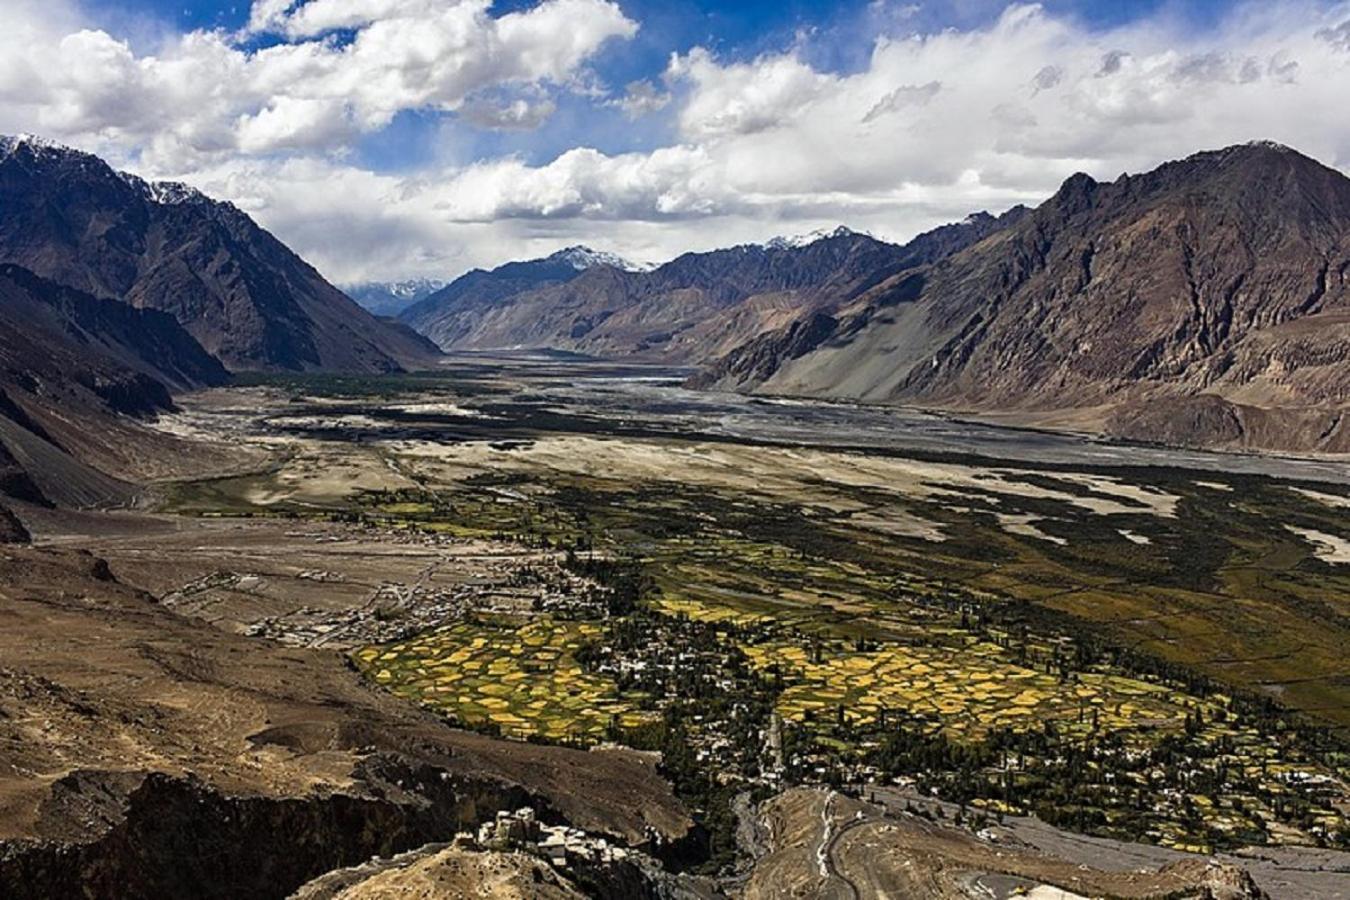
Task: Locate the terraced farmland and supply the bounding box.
[741,640,1187,739]
[354,617,656,741]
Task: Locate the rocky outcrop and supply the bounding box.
[0,765,556,900]
[290,844,593,900]
[0,503,27,543]
[700,143,1350,454]
[289,841,693,900]
[0,135,437,373]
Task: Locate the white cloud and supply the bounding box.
[0,0,636,165]
[669,47,837,138]
[614,80,672,119]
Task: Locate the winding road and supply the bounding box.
[817,791,864,900]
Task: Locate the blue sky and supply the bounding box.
[92,0,1240,39]
[5,0,1347,281]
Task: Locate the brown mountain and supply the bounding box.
[0,264,228,508]
[0,135,437,373]
[697,142,1350,453]
[404,216,1025,362]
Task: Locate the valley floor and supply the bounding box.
[3,356,1349,898]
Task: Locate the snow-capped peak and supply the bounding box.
[150,180,206,205]
[763,225,863,250]
[0,133,69,159]
[342,277,447,297]
[377,278,446,299]
[549,245,653,272]
[0,133,209,207]
[110,170,206,206]
[1244,139,1294,153]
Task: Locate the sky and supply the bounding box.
[2,0,1349,283]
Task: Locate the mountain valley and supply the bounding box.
[696,143,1350,455]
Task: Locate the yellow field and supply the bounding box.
[741,639,1188,738]
[354,617,656,741]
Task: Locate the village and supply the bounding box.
[355,551,1350,857]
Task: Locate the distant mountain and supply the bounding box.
[402,218,1021,361]
[764,225,871,250]
[697,142,1350,454]
[401,245,649,349]
[0,264,228,507]
[344,278,446,317]
[551,245,653,273]
[0,135,437,373]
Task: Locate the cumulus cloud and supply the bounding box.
[0,0,636,166]
[669,48,836,138]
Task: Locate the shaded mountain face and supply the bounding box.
[698,142,1350,453]
[343,278,446,317]
[403,218,1023,361]
[0,263,227,395]
[0,265,229,507]
[0,136,437,373]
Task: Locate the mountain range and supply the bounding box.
[2,134,1348,476]
[695,141,1350,453]
[0,135,441,511]
[402,217,1024,362]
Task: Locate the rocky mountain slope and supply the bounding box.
[0,264,231,507]
[403,217,1023,361]
[698,143,1350,454]
[0,135,437,373]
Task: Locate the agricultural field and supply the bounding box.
[353,617,655,742]
[740,639,1187,740]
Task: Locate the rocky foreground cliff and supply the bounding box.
[696,142,1350,454]
[0,536,696,899]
